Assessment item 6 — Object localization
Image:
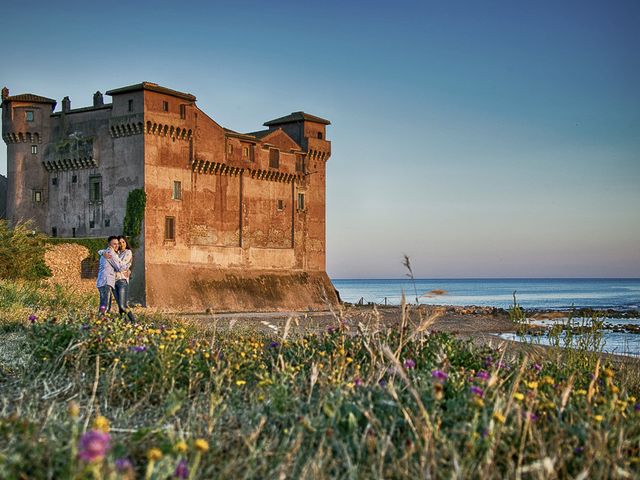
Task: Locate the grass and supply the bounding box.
[0,279,639,479]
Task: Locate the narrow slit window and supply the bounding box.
[128,99,133,112]
[31,145,38,155]
[180,104,186,119]
[277,199,285,211]
[89,175,102,203]
[297,193,305,211]
[26,111,34,122]
[52,177,58,186]
[51,227,57,237]
[33,190,42,203]
[172,180,182,200]
[163,101,169,112]
[165,216,176,241]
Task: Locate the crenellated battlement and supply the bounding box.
[2,132,41,144]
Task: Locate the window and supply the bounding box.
[33,190,42,203]
[164,216,175,241]
[26,111,34,122]
[104,219,110,227]
[317,132,323,139]
[52,177,58,186]
[89,175,102,203]
[243,144,255,161]
[269,148,280,169]
[172,180,182,200]
[243,146,249,157]
[128,99,133,112]
[89,220,95,229]
[277,200,285,211]
[51,227,57,237]
[180,104,186,119]
[31,145,37,155]
[72,175,78,183]
[297,193,305,211]
[295,155,305,173]
[227,143,233,155]
[72,227,76,238]
[163,101,169,112]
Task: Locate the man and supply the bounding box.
[96,236,129,315]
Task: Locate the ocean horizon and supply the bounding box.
[330,278,640,310]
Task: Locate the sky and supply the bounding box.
[1,0,638,278]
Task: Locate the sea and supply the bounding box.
[331,278,640,311]
[331,278,640,357]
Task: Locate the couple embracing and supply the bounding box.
[96,235,136,322]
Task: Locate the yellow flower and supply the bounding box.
[611,385,620,394]
[92,415,110,432]
[147,448,163,461]
[527,381,539,390]
[593,415,604,423]
[68,401,80,419]
[174,441,188,454]
[513,392,525,401]
[542,376,554,385]
[236,380,246,386]
[472,397,485,408]
[575,389,587,396]
[603,368,614,378]
[629,396,636,403]
[194,439,209,452]
[493,412,506,424]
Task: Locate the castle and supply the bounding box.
[1,82,338,311]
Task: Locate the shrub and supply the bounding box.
[0,221,50,280]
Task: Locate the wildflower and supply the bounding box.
[603,368,614,378]
[92,415,110,433]
[147,448,163,461]
[634,403,640,412]
[472,397,485,408]
[174,440,188,454]
[527,381,539,390]
[431,369,448,380]
[269,341,280,349]
[115,458,133,473]
[28,314,38,323]
[593,414,604,423]
[129,345,147,353]
[68,401,80,419]
[470,386,484,398]
[493,411,506,424]
[542,375,554,385]
[476,371,490,381]
[513,392,525,401]
[532,363,542,372]
[354,377,363,387]
[574,446,584,454]
[403,359,416,369]
[236,380,246,386]
[194,438,209,452]
[524,411,538,422]
[174,459,189,479]
[78,430,111,462]
[574,389,587,396]
[610,385,620,394]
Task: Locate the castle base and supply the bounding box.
[144,265,339,313]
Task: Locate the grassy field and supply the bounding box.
[1,279,639,479]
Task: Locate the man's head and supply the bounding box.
[107,236,119,250]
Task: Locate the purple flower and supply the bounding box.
[574,446,584,454]
[532,363,543,372]
[81,323,91,330]
[476,371,490,381]
[431,370,448,380]
[354,377,363,387]
[470,386,485,398]
[174,459,189,479]
[129,345,147,353]
[78,430,111,462]
[99,305,107,313]
[403,359,416,369]
[524,411,539,422]
[28,314,38,323]
[634,403,640,412]
[115,458,133,473]
[327,326,337,334]
[269,341,280,349]
[378,378,387,387]
[483,356,493,368]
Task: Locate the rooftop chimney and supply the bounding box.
[62,96,71,112]
[1,87,8,101]
[93,91,104,107]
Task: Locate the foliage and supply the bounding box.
[0,221,51,280]
[0,282,639,478]
[122,189,146,249]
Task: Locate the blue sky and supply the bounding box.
[1,0,638,278]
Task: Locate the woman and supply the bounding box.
[113,235,136,322]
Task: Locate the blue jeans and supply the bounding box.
[114,279,136,322]
[98,285,114,314]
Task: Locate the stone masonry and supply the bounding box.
[1,83,338,311]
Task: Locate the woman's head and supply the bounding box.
[117,236,129,251]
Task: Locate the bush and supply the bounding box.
[0,221,51,280]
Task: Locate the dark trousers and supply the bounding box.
[98,285,114,313]
[114,279,136,322]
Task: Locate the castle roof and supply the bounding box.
[263,111,331,126]
[2,93,57,105]
[244,129,272,138]
[105,82,196,102]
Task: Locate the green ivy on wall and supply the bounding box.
[122,189,146,249]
